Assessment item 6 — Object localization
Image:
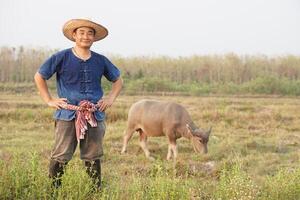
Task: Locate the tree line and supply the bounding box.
[1,46,300,95]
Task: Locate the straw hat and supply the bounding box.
[62,19,108,42]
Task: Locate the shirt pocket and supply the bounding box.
[61,66,80,84]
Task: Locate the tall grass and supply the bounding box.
[1,94,300,199]
[0,152,52,200]
[214,161,260,200]
[1,152,299,199]
[260,167,300,200]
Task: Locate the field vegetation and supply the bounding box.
[0,46,299,199]
[0,93,299,199]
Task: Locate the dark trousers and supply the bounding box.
[49,120,105,188]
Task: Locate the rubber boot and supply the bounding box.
[85,159,101,189]
[49,160,67,188]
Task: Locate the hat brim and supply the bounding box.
[62,19,108,42]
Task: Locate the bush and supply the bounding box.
[214,163,259,200]
[124,77,178,94]
[260,167,300,200]
[0,152,52,199]
[242,76,300,95]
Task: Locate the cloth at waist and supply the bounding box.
[60,100,100,141]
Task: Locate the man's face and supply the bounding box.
[72,27,95,48]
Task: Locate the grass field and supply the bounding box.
[0,92,299,199]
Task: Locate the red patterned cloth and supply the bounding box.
[60,100,99,141]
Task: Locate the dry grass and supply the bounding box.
[0,93,299,199]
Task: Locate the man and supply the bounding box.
[34,18,123,189]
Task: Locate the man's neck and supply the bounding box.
[73,46,91,60]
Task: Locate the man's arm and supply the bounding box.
[34,72,67,109]
[98,77,123,111]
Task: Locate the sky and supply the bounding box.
[0,0,299,57]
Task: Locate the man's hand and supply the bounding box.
[47,98,67,109]
[97,78,123,112]
[97,97,114,112]
[34,72,68,109]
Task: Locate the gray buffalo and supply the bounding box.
[121,100,211,160]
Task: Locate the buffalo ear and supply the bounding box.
[206,126,212,137]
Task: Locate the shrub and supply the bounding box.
[214,163,259,200]
[259,167,300,200]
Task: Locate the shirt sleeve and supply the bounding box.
[103,56,121,82]
[38,54,59,80]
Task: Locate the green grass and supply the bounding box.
[0,93,300,199]
[3,75,300,96]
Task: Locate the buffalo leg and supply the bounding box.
[167,144,173,160]
[167,142,177,160]
[139,132,150,157]
[139,131,153,160]
[121,126,135,154]
[171,142,178,160]
[167,133,178,161]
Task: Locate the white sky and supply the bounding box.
[0,0,299,57]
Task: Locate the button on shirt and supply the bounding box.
[38,48,121,121]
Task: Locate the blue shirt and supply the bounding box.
[38,48,120,121]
